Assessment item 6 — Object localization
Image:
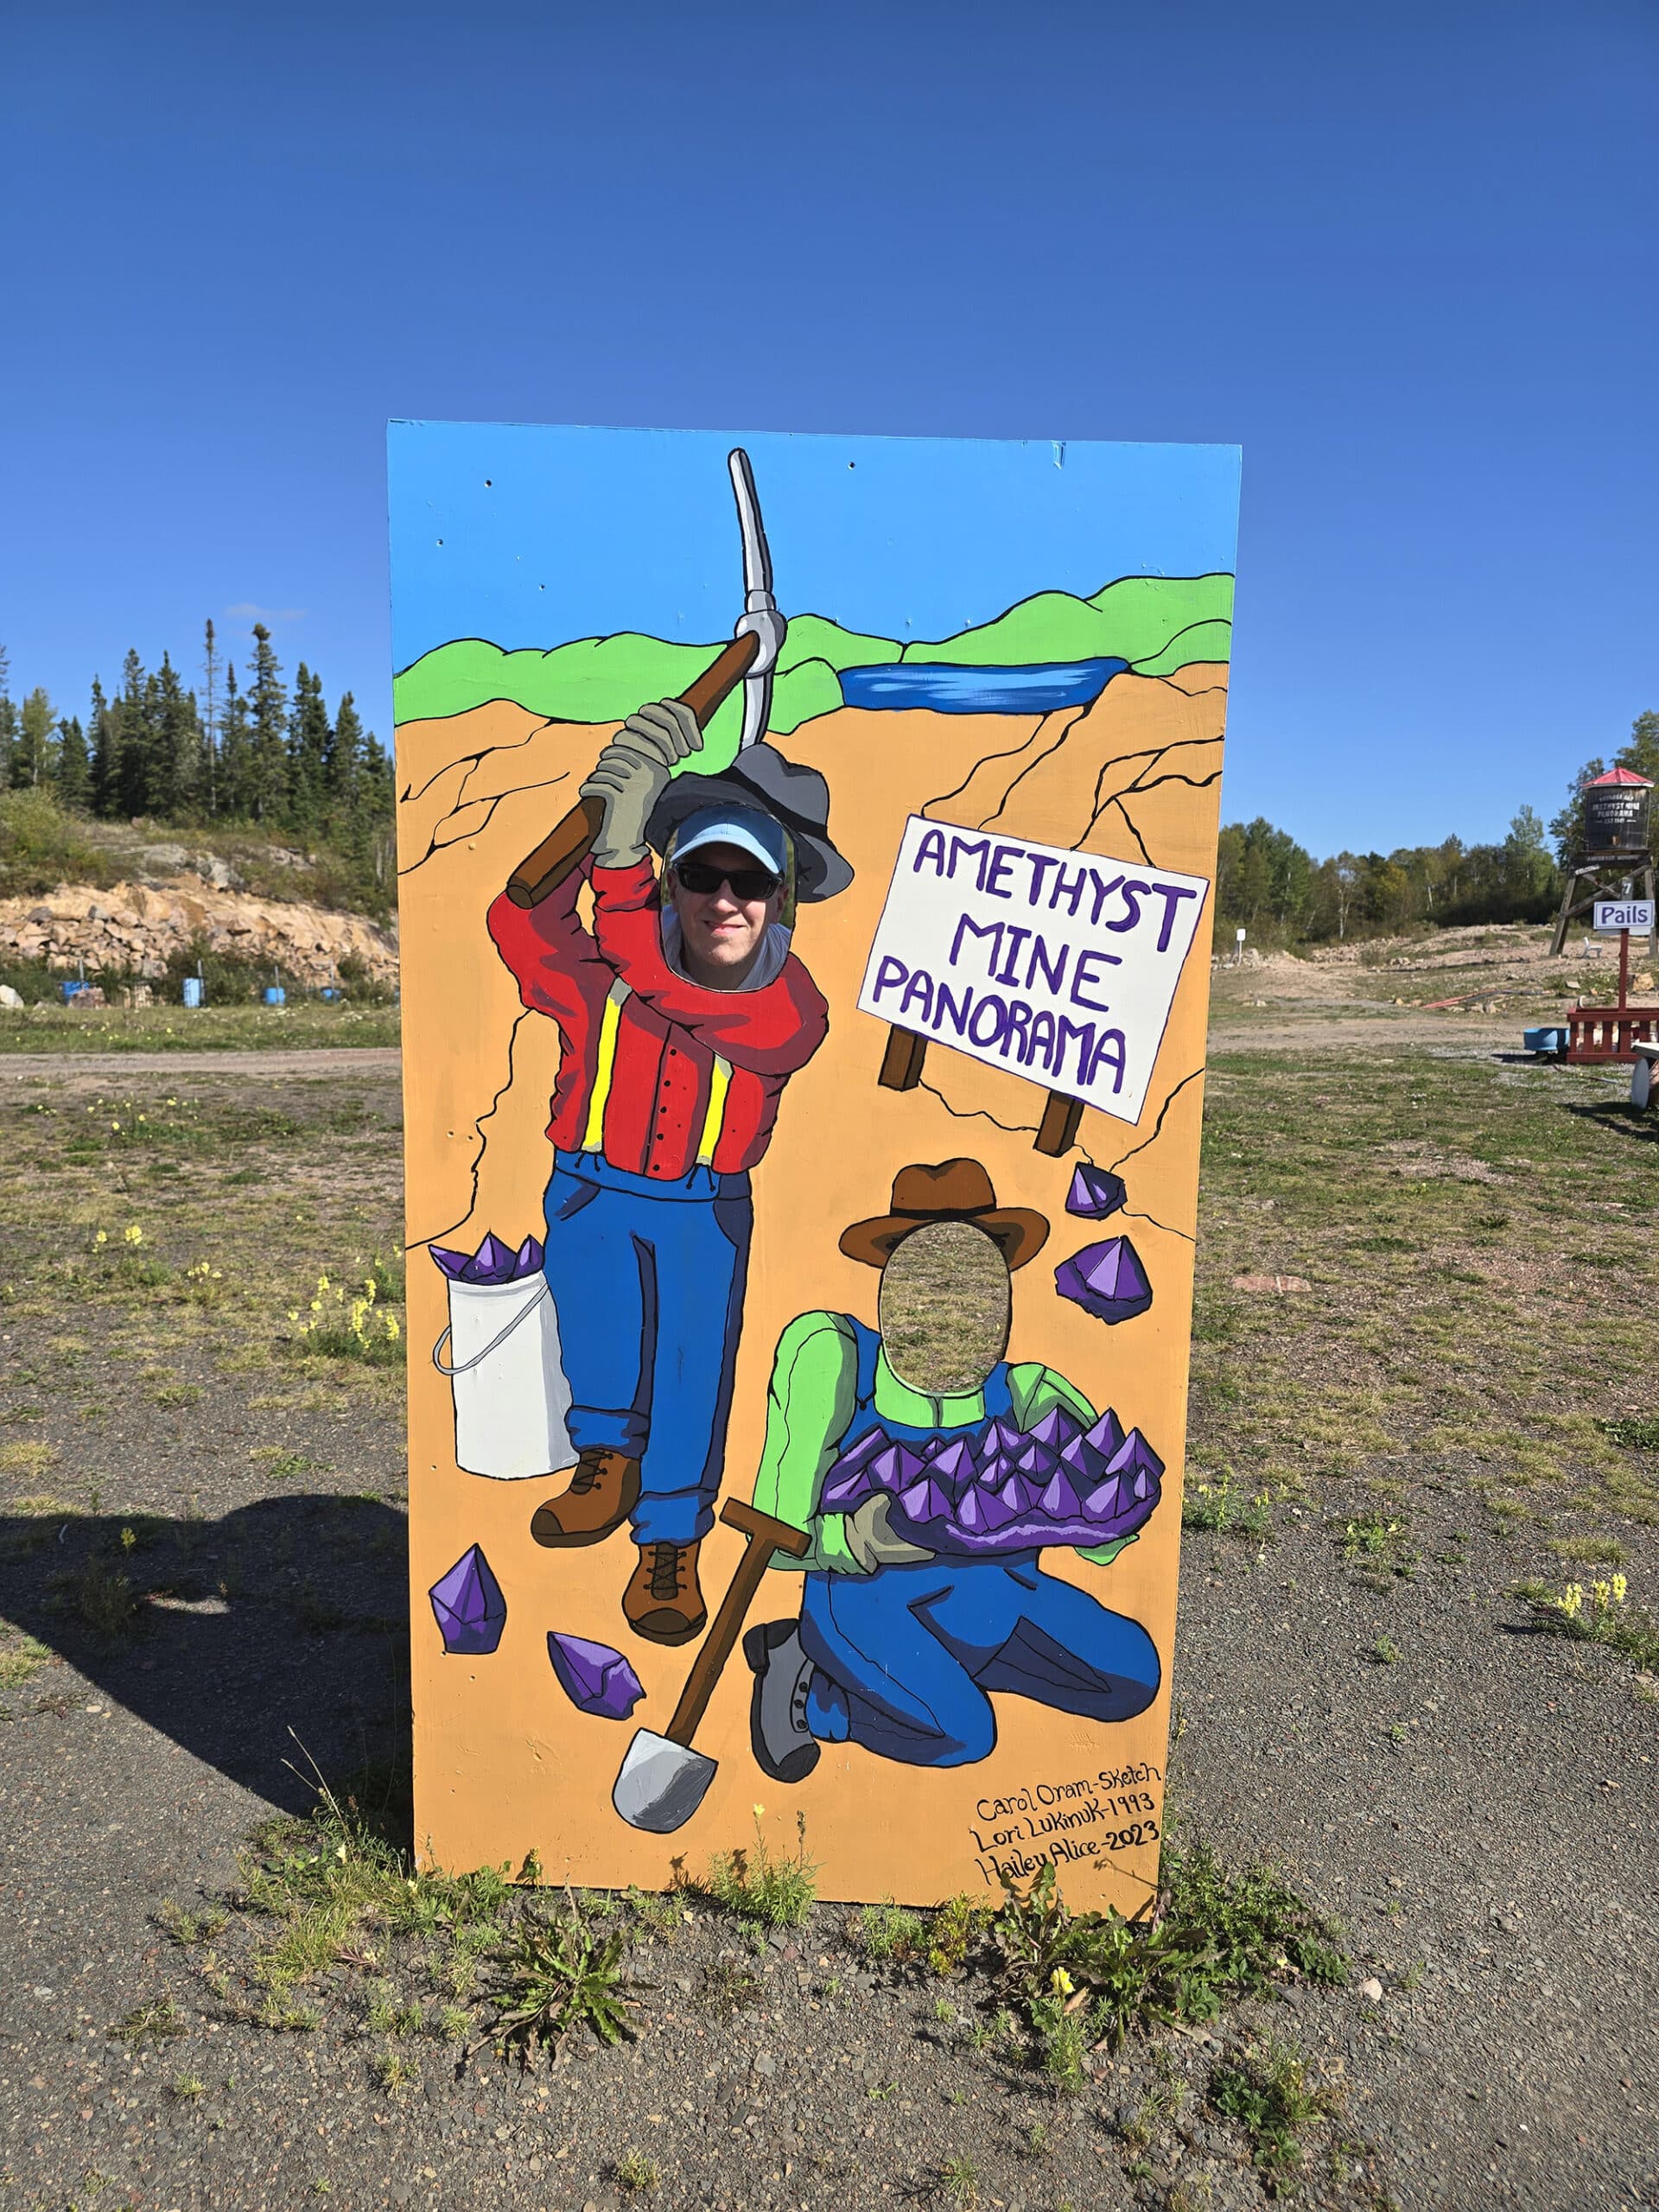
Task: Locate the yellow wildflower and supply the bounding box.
[123,1224,143,1246]
[1611,1573,1629,1607]
[1051,1967,1075,1998]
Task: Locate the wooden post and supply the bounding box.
[879,1028,929,1091]
[1034,1091,1084,1157]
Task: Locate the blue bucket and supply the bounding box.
[320,987,340,1002]
[182,977,204,1009]
[264,985,286,1007]
[60,979,88,1002]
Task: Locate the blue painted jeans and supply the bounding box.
[799,1554,1160,1768]
[543,1150,752,1547]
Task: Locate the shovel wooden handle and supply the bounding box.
[664,1498,810,1750]
[505,632,764,908]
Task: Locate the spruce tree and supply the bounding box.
[327,690,365,837]
[56,716,91,811]
[200,618,220,817]
[287,663,330,835]
[0,645,16,791]
[117,648,151,818]
[245,624,289,823]
[89,678,122,817]
[149,655,200,819]
[217,664,251,817]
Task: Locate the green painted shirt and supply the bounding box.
[750,1311,1135,1576]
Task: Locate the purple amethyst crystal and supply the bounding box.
[1083,1476,1122,1522]
[1066,1165,1128,1220]
[929,1437,977,1497]
[1014,1440,1058,1483]
[895,1475,954,1527]
[820,1459,876,1513]
[975,1449,1012,1494]
[1025,1405,1083,1453]
[429,1544,506,1656]
[1039,1469,1084,1522]
[1053,1235,1153,1324]
[869,1442,925,1495]
[430,1230,545,1285]
[997,1471,1039,1515]
[956,1480,1019,1535]
[836,1427,890,1474]
[987,1415,1027,1459]
[546,1631,643,1720]
[1106,1427,1166,1498]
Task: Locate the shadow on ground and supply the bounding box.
[0,1493,409,1815]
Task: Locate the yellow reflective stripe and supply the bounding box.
[695,1054,733,1168]
[581,980,632,1152]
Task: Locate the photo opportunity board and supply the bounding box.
[391,424,1241,1909]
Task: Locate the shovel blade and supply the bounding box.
[612,1728,717,1834]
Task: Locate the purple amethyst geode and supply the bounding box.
[1054,1235,1153,1324]
[821,1402,1162,1559]
[429,1544,507,1656]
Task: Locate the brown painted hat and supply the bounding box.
[838,1159,1050,1271]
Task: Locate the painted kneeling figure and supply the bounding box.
[745,1160,1161,1779]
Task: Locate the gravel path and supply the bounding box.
[0,1047,403,1080]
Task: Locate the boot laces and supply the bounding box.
[569,1449,609,1496]
[647,1543,687,1601]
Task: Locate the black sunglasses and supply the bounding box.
[673,859,782,900]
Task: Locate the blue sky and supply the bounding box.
[388,424,1240,666]
[3,0,1655,856]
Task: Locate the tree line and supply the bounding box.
[1217,710,1658,946]
[0,621,393,869]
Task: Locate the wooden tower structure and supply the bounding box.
[1549,766,1656,958]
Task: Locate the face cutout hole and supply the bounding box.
[878,1222,1011,1396]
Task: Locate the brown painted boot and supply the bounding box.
[529,1448,641,1548]
[622,1540,706,1647]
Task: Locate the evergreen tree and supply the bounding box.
[1617,709,1659,785]
[245,624,289,823]
[0,644,16,790]
[56,715,91,811]
[89,678,122,817]
[15,688,56,789]
[200,618,220,817]
[286,663,330,834]
[217,664,251,817]
[149,655,200,819]
[117,648,152,817]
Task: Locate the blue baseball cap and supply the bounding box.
[670,805,790,880]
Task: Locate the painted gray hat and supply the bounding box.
[646,745,853,903]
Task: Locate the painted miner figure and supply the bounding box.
[744,1160,1161,1775]
[487,699,849,1647]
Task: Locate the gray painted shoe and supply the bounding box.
[743,1620,820,1783]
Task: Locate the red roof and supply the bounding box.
[1586,766,1654,787]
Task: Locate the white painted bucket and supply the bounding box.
[433,1273,576,1481]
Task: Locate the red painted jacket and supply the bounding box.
[486,859,829,1180]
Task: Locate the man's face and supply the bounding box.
[666,842,786,989]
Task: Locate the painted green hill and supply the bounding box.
[392,573,1233,747]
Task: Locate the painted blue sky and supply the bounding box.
[2,0,1655,855]
[388,425,1240,667]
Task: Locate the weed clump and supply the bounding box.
[703,1807,817,1928]
[289,1271,402,1364]
[988,1843,1346,2082]
[1211,2037,1339,2191]
[473,1898,647,2063]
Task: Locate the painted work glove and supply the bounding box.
[581,698,702,868]
[843,1491,934,1573]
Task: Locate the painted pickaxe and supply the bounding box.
[505,449,785,908]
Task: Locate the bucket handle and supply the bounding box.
[432,1275,551,1376]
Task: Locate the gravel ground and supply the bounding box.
[2,1046,1656,2212]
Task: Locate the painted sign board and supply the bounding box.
[1593,900,1655,935]
[391,423,1240,1911]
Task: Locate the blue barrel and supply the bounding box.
[320,987,340,1002]
[264,985,286,1007]
[60,979,87,1002]
[182,977,204,1009]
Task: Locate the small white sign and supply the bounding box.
[1235,927,1247,944]
[857,816,1210,1127]
[1593,899,1655,935]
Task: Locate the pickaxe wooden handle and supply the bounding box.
[505,630,763,910]
[664,1498,810,1751]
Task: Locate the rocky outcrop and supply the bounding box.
[0,878,398,988]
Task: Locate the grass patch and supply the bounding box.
[0,1440,54,1480]
[0,1626,54,1689]
[1603,1415,1659,1452]
[703,1808,818,1929]
[1184,1466,1273,1541]
[1516,1574,1659,1673]
[111,1996,186,2045]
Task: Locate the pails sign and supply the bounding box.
[1593,900,1655,935]
[857,815,1209,1126]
